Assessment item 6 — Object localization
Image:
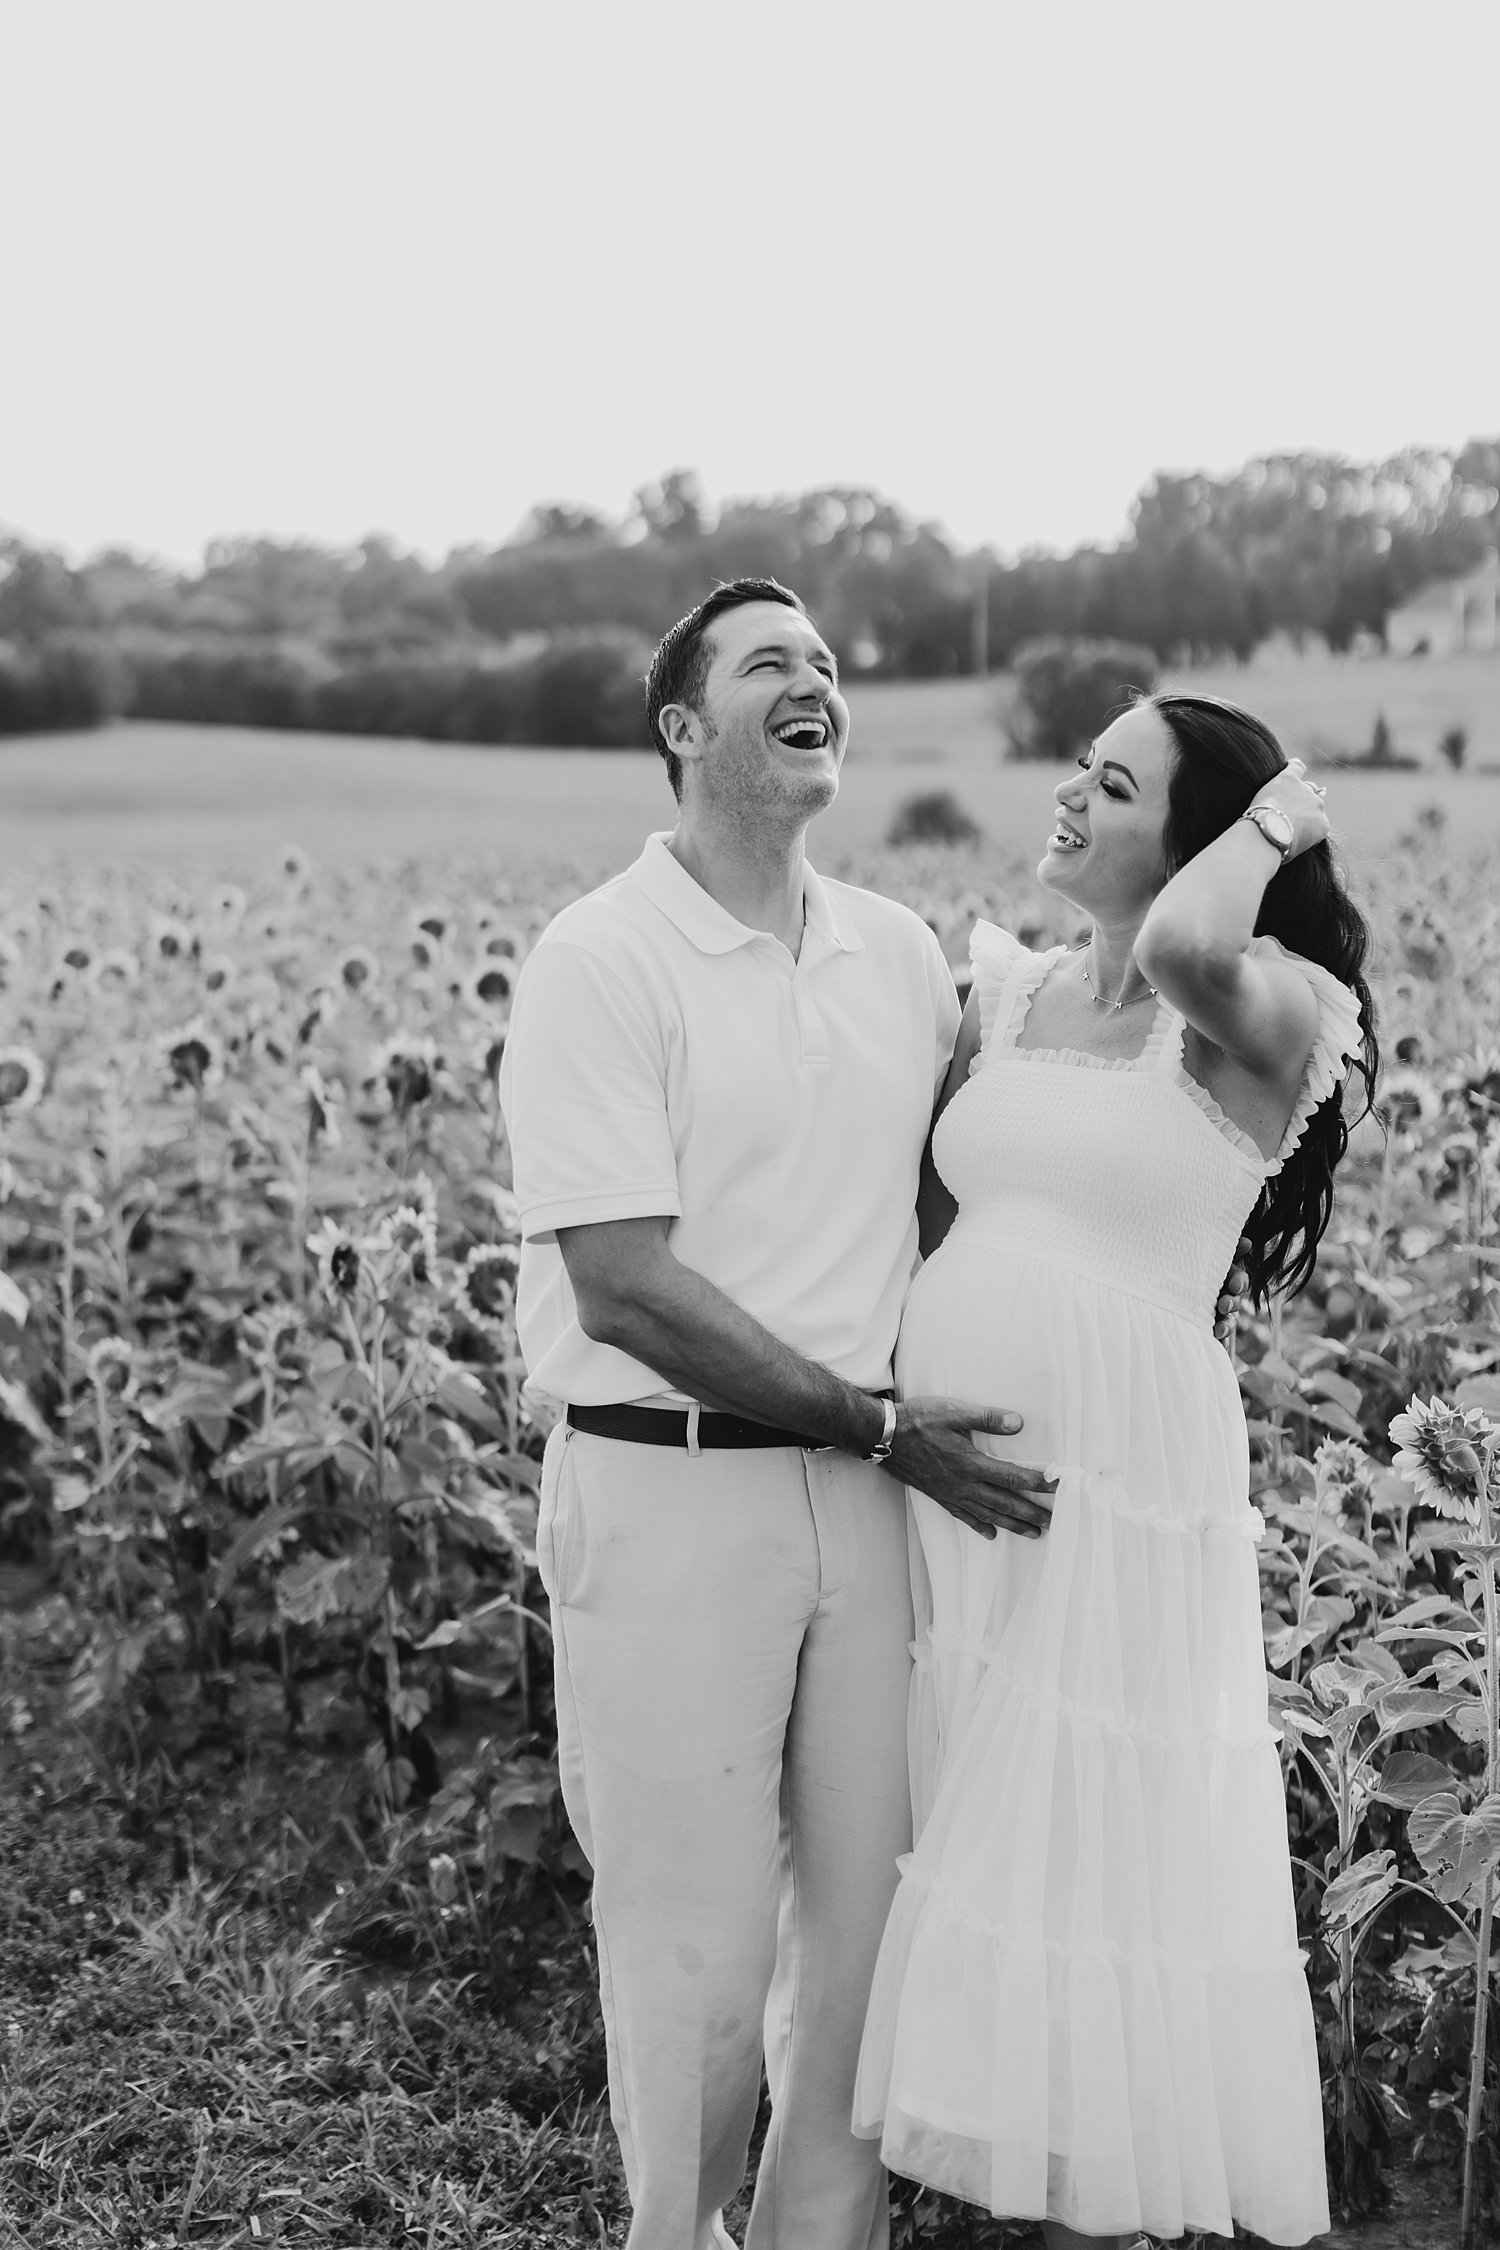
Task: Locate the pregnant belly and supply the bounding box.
[897,1229,1245,1499]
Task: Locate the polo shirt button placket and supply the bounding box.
[794,976,831,1069]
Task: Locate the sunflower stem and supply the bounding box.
[1460,1444,1498,2250]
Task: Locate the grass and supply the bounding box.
[0,1650,1061,2249]
[2,650,1498,876]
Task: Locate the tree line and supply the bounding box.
[1,442,1496,740]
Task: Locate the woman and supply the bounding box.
[854,693,1377,2246]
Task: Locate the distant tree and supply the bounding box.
[886,789,982,847]
[0,640,119,733]
[1006,637,1158,761]
[631,469,709,543]
[0,539,94,643]
[1369,713,1396,766]
[511,503,616,545]
[1438,725,1468,771]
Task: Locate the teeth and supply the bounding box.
[1052,826,1086,850]
[774,720,826,746]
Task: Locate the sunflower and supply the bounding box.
[87,1336,137,1400]
[150,914,197,964]
[1313,1437,1375,1511]
[371,1034,441,1118]
[278,846,314,885]
[482,926,526,961]
[1453,1047,1500,1120]
[201,953,237,995]
[336,944,380,996]
[1389,1396,1496,1525]
[454,1242,520,1335]
[0,933,20,989]
[157,1018,226,1095]
[410,905,453,947]
[408,930,447,972]
[307,1217,363,1300]
[0,1046,46,1114]
[57,937,95,979]
[369,1202,438,1280]
[209,884,248,926]
[95,947,141,989]
[1381,1067,1440,1135]
[466,960,513,1010]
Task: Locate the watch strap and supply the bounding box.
[865,1395,898,1462]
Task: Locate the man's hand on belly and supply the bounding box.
[887,1399,1057,1540]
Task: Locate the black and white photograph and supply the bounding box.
[2,4,1499,2245]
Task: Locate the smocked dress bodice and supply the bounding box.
[932,922,1363,1331]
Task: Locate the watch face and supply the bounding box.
[1255,806,1294,852]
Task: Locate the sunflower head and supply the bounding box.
[150,915,198,963]
[467,961,513,1010]
[337,945,380,996]
[308,1218,362,1300]
[455,1242,520,1335]
[158,1019,225,1095]
[0,1047,46,1114]
[1389,1395,1496,1525]
[374,1035,439,1119]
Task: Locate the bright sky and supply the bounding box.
[3,0,1496,567]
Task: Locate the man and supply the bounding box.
[498,576,1057,2250]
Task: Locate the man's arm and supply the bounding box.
[559,1217,1056,1542]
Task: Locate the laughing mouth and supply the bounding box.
[772,717,830,751]
[1051,816,1088,851]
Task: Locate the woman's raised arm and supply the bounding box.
[1135,760,1329,1078]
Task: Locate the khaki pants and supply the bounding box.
[537,1423,915,2250]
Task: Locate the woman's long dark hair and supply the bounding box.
[1150,693,1380,1305]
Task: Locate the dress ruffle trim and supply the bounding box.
[968,920,1065,1064]
[1249,935,1365,1175]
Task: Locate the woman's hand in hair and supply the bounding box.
[1249,759,1331,862]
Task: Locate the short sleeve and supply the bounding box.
[968,920,1059,1061]
[498,938,681,1240]
[1250,935,1366,1174]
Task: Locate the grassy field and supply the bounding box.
[2,650,1498,879]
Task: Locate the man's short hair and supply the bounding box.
[645,577,808,800]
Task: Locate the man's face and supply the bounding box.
[673,601,850,821]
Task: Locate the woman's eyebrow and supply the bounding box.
[1100,758,1138,789]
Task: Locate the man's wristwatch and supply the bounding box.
[1240,803,1295,864]
[864,1397,898,1463]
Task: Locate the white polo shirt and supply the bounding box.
[499,833,960,1408]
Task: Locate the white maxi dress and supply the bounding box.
[854,922,1358,2245]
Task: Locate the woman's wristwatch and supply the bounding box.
[864,1396,898,1463]
[1240,803,1295,864]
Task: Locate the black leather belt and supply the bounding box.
[567,1402,824,1450]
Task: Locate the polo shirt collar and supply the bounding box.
[628,833,865,956]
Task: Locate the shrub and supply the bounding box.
[1005,636,1159,762]
[0,640,120,735]
[126,630,650,749]
[128,647,320,730]
[1438,724,1468,772]
[886,788,982,847]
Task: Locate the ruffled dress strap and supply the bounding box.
[1250,934,1366,1175]
[968,920,1066,1068]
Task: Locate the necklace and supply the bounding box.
[1081,940,1158,1012]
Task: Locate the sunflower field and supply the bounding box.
[0,812,1497,2248]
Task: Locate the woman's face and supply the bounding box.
[1037,700,1173,918]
